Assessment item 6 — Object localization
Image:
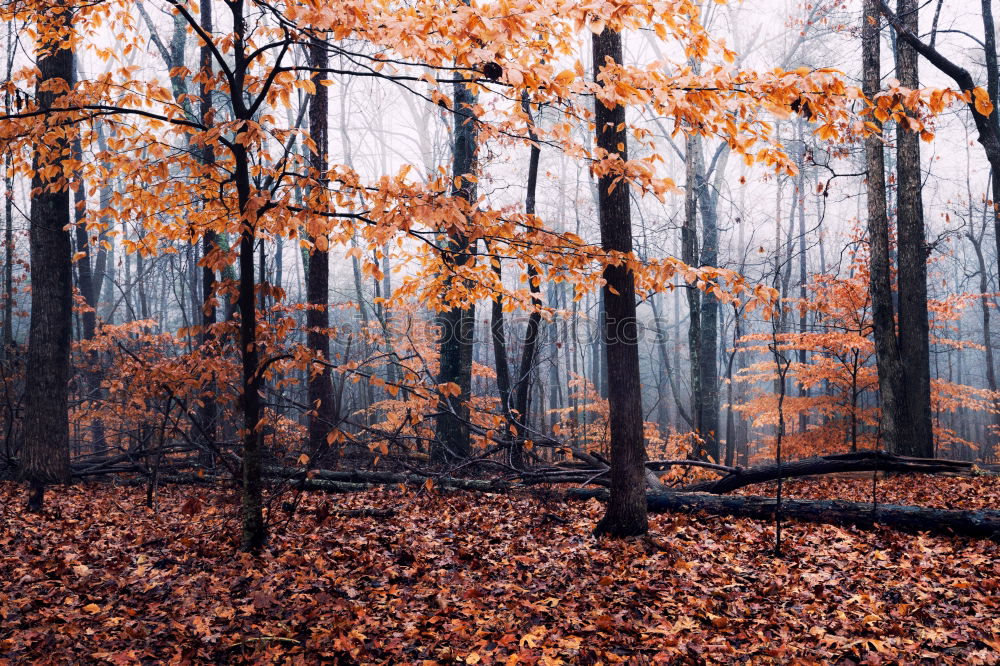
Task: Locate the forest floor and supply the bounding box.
[0,476,997,665]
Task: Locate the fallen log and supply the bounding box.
[263,465,514,494]
[74,461,999,539]
[680,450,999,494]
[564,488,1000,539]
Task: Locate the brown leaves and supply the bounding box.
[1,479,997,664]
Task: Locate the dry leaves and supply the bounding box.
[0,478,997,664]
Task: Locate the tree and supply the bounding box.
[863,0,912,454]
[490,93,542,470]
[877,1,998,279]
[893,0,934,458]
[434,56,479,464]
[21,4,74,511]
[591,25,648,538]
[305,34,335,455]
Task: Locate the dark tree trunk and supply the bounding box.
[879,0,1000,450]
[434,62,478,463]
[22,11,75,511]
[72,131,105,456]
[198,0,218,457]
[863,1,912,454]
[694,140,720,462]
[591,26,648,538]
[969,230,1000,461]
[228,1,265,552]
[894,0,934,458]
[306,36,336,454]
[72,136,95,340]
[489,94,545,470]
[3,150,11,352]
[2,21,13,354]
[509,94,543,469]
[572,488,1000,540]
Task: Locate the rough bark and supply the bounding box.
[228,1,265,552]
[591,27,648,537]
[682,135,702,451]
[894,0,934,458]
[863,1,912,454]
[306,36,336,453]
[21,10,74,511]
[198,0,218,456]
[434,59,478,463]
[694,139,722,461]
[880,0,1000,352]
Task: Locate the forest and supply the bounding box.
[0,0,998,663]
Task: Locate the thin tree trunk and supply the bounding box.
[2,20,13,353]
[682,135,702,453]
[198,0,218,458]
[694,138,721,461]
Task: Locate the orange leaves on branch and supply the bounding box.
[973,86,994,117]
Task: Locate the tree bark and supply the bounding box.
[879,0,1000,376]
[591,26,648,537]
[894,0,934,457]
[570,488,1000,540]
[306,36,336,454]
[681,450,996,494]
[682,135,702,453]
[863,1,912,454]
[695,140,724,462]
[490,93,542,470]
[227,0,265,552]
[22,9,75,511]
[434,57,478,463]
[198,0,218,458]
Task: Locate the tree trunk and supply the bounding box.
[510,96,543,468]
[490,93,542,470]
[22,10,75,511]
[228,2,265,553]
[682,135,702,453]
[2,20,13,354]
[306,36,336,454]
[72,133,106,457]
[198,0,218,459]
[591,26,648,538]
[434,59,478,463]
[863,0,911,454]
[695,139,721,462]
[570,488,1000,540]
[969,230,1000,461]
[894,0,934,458]
[878,2,1000,452]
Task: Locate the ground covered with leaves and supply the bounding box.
[0,477,998,665]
